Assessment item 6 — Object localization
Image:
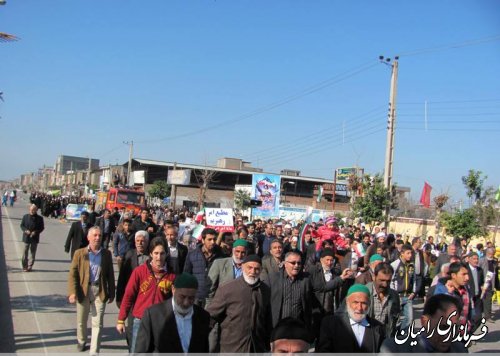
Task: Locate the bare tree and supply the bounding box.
[194,169,218,208]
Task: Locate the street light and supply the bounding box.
[282,181,296,204]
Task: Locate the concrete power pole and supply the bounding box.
[124,140,133,186]
[382,56,399,226]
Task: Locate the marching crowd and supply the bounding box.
[18,201,500,354]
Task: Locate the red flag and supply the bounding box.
[419,182,432,208]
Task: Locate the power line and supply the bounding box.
[398,34,500,57]
[135,60,380,144]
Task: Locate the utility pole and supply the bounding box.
[381,56,399,226]
[87,156,91,195]
[124,140,133,186]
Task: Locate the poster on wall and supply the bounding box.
[251,174,281,218]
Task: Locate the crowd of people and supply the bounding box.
[17,201,500,354]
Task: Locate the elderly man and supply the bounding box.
[270,317,313,354]
[164,226,187,275]
[261,239,283,281]
[466,252,485,329]
[435,242,458,274]
[266,251,312,329]
[356,254,384,285]
[206,254,272,353]
[20,204,45,272]
[134,273,211,352]
[316,284,385,352]
[67,226,115,354]
[381,294,467,353]
[310,248,352,338]
[206,239,248,351]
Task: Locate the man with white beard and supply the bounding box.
[206,254,272,353]
[134,273,211,353]
[316,284,385,352]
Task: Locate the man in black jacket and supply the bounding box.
[64,211,90,259]
[135,273,210,353]
[316,284,385,353]
[309,248,352,339]
[94,209,116,250]
[20,204,45,272]
[266,251,313,329]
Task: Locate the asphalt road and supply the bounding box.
[1,193,499,354]
[0,194,127,354]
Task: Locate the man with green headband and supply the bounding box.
[206,238,249,352]
[316,283,385,352]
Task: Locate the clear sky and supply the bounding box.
[1,0,499,205]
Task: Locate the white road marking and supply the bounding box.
[4,207,48,355]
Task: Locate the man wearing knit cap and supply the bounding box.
[134,273,211,353]
[316,283,385,352]
[206,239,249,351]
[270,317,312,354]
[206,254,272,352]
[356,253,384,285]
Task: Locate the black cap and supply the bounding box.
[242,254,262,265]
[320,248,335,258]
[270,317,313,343]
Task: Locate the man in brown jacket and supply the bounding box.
[206,254,272,353]
[355,254,384,285]
[68,226,115,354]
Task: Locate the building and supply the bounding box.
[54,155,99,175]
[127,157,350,211]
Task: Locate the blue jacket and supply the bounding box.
[183,244,223,300]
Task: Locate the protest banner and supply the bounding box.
[251,174,281,218]
[205,208,234,232]
[65,204,89,221]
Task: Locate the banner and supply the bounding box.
[168,169,191,185]
[336,167,357,183]
[65,204,89,221]
[279,206,330,223]
[251,174,281,218]
[205,208,234,232]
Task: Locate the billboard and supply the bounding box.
[167,169,191,185]
[251,174,281,218]
[336,167,357,183]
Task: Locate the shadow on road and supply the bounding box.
[10,293,71,312]
[0,207,16,352]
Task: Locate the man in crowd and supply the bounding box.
[309,248,352,338]
[366,262,401,337]
[356,253,384,285]
[67,226,115,354]
[206,255,272,353]
[183,228,223,308]
[434,262,472,332]
[266,251,312,329]
[380,294,468,353]
[269,318,313,354]
[435,242,458,273]
[481,247,499,322]
[94,209,116,250]
[164,226,187,275]
[466,252,485,329]
[390,244,416,331]
[411,237,426,298]
[65,211,90,259]
[316,284,385,352]
[134,273,211,353]
[258,223,276,257]
[20,204,45,272]
[112,218,133,270]
[261,239,283,281]
[131,208,157,236]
